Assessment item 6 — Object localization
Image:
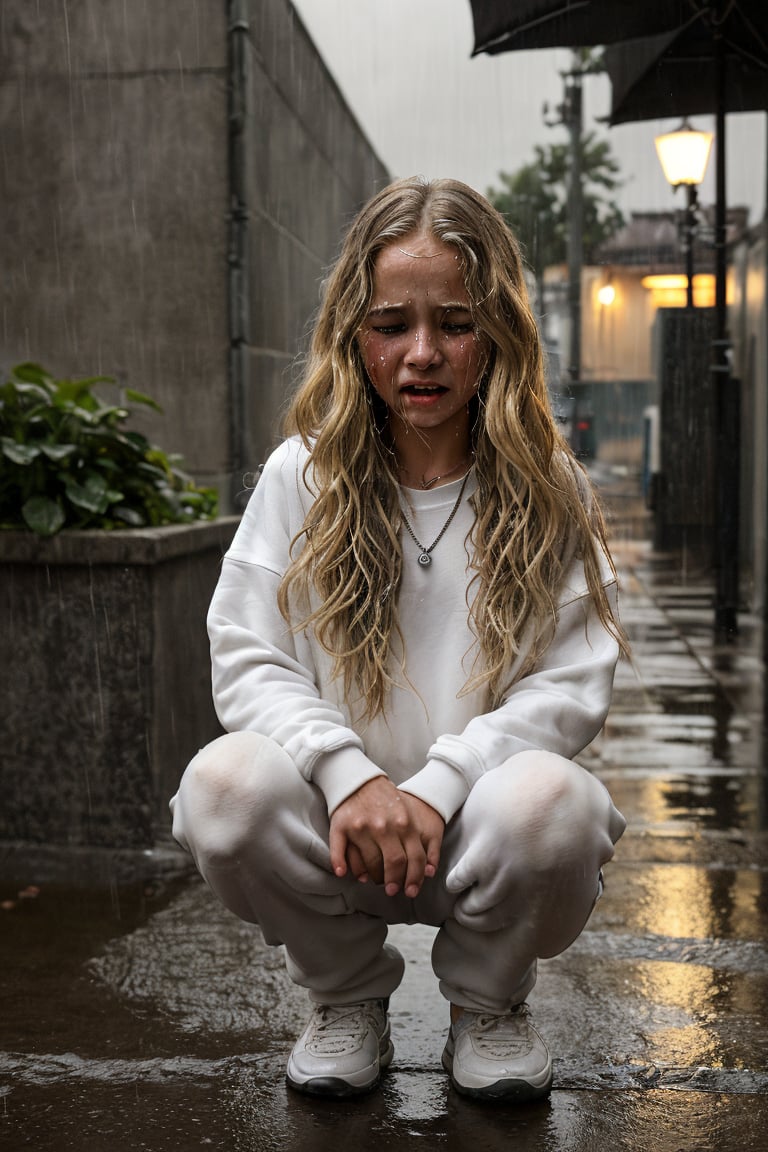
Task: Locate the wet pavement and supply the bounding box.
[2,469,768,1150]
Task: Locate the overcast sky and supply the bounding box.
[292,0,766,224]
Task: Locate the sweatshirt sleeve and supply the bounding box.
[208,441,386,814]
[398,555,620,823]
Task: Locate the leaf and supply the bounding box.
[12,363,53,388]
[39,443,77,462]
[91,404,129,420]
[1,379,51,405]
[1,438,40,465]
[112,506,146,527]
[125,388,163,413]
[136,460,168,481]
[22,496,66,536]
[109,429,149,453]
[64,473,110,514]
[54,376,114,407]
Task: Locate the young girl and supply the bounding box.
[171,177,627,1103]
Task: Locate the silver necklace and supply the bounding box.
[400,469,471,567]
[419,455,472,490]
[399,453,473,490]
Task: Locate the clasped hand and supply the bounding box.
[329,776,444,899]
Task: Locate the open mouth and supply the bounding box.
[400,384,447,396]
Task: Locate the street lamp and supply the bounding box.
[654,120,713,308]
[597,282,615,307]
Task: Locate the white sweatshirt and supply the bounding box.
[208,437,619,823]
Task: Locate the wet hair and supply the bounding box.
[278,176,626,720]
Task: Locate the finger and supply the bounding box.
[328,824,349,878]
[379,836,409,896]
[351,835,385,886]
[346,843,369,882]
[424,829,443,878]
[363,856,385,886]
[401,834,428,899]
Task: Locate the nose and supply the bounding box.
[405,326,442,369]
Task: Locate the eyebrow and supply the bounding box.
[366,301,472,316]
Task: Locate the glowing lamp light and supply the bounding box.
[597,284,616,307]
[654,120,713,188]
[654,119,713,308]
[642,273,717,309]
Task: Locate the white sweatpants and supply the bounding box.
[170,731,626,1013]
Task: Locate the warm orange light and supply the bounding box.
[655,121,713,188]
[597,284,616,306]
[642,275,689,290]
[641,274,716,308]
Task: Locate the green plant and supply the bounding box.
[487,135,624,290]
[0,363,218,535]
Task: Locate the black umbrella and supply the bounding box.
[470,0,694,55]
[470,1,768,113]
[606,27,768,125]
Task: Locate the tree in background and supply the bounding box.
[487,133,624,306]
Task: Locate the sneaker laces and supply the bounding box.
[305,1003,381,1055]
[460,1005,535,1058]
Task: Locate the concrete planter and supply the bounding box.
[0,518,239,875]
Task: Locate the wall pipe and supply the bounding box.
[227,0,251,512]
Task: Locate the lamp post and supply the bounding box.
[655,118,739,642]
[545,59,584,383]
[654,120,713,307]
[563,66,583,382]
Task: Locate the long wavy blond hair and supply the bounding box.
[279,176,627,720]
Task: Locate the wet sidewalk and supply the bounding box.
[2,486,768,1150]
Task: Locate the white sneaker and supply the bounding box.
[286,999,393,1097]
[442,1004,553,1102]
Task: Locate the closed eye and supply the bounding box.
[441,306,474,334]
[371,323,406,335]
[443,321,474,334]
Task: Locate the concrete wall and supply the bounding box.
[0,0,388,508]
[0,1,231,487]
[0,520,238,851]
[233,0,389,497]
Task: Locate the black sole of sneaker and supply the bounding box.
[285,1073,382,1099]
[449,1074,553,1104]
